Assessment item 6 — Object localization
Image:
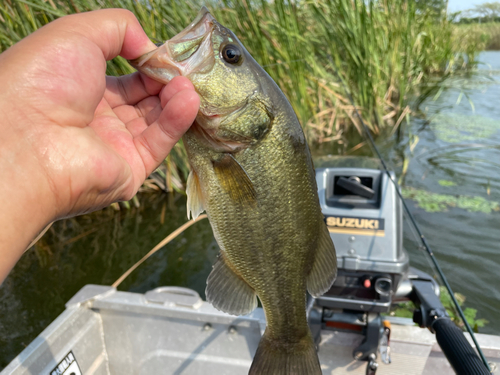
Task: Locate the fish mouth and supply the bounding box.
[129,7,216,84]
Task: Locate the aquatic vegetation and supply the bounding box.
[388,301,414,319]
[431,113,500,143]
[438,180,457,187]
[389,286,488,331]
[453,22,500,51]
[457,195,500,213]
[402,187,500,213]
[439,286,488,330]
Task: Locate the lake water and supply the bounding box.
[396,51,500,333]
[1,51,499,369]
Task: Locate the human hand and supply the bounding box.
[0,9,199,280]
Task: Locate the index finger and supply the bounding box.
[105,74,196,108]
[105,73,163,108]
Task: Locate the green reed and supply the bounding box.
[453,22,500,51]
[0,0,481,187]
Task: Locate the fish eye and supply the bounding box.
[221,44,242,64]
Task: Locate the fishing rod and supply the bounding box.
[328,62,492,373]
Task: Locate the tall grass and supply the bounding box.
[0,0,481,187]
[453,23,500,51]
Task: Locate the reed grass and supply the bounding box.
[453,22,500,51]
[0,0,481,189]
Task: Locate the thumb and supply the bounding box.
[134,80,200,176]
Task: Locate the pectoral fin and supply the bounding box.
[213,154,257,205]
[186,170,205,220]
[307,218,337,297]
[206,252,257,315]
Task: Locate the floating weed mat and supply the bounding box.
[430,113,500,143]
[438,180,457,187]
[388,286,488,330]
[402,187,500,213]
[439,286,489,331]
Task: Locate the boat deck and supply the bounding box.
[319,322,499,374]
[1,285,498,375]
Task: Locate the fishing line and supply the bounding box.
[327,59,491,372]
[24,222,53,253]
[112,214,208,288]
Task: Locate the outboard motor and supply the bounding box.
[316,164,409,313]
[307,158,410,374]
[309,157,490,375]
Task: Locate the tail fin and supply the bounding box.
[249,329,321,375]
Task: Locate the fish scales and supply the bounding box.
[196,114,317,333]
[130,7,337,375]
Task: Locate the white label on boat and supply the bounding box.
[50,351,82,375]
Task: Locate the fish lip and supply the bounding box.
[129,7,216,83]
[170,6,214,44]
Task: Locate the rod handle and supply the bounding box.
[433,317,490,375]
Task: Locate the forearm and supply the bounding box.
[0,91,57,281]
[0,159,55,283]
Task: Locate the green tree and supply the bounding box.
[414,0,448,18]
[468,1,500,21]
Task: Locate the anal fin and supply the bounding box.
[186,170,205,220]
[206,252,257,316]
[213,154,256,205]
[307,217,337,297]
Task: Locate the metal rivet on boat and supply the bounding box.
[228,326,237,334]
[348,236,356,242]
[348,248,356,255]
[203,323,212,331]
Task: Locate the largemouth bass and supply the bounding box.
[130,7,337,375]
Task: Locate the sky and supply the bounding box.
[447,0,488,13]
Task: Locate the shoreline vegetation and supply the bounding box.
[0,0,489,194]
[453,23,500,51]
